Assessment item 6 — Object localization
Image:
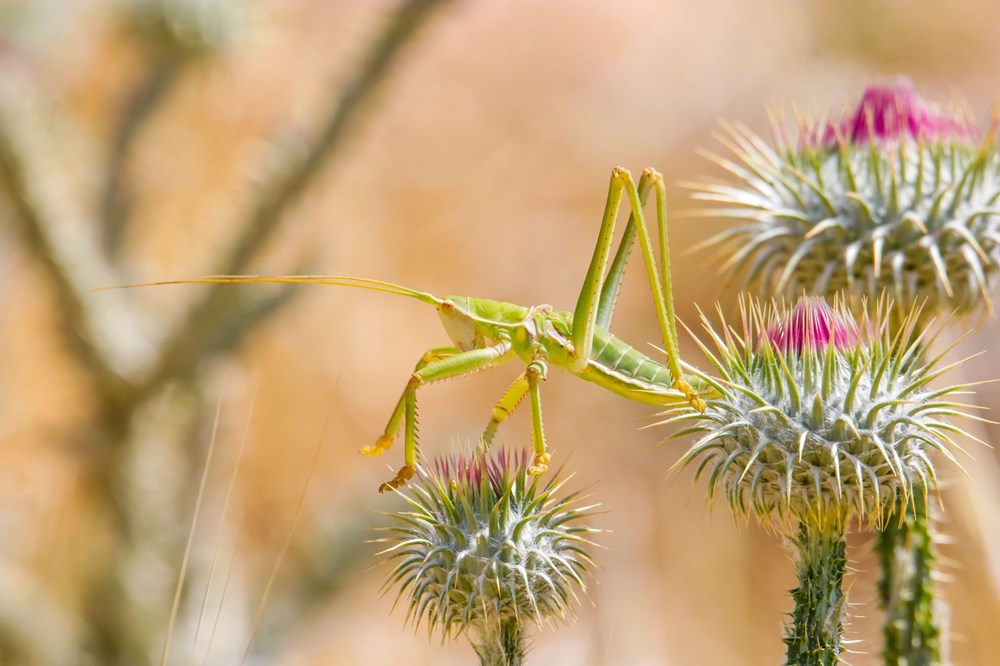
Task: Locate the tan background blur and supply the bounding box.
[2,1,1000,664]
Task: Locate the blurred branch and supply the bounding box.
[246,514,373,659]
[101,58,183,256]
[138,0,455,398]
[0,96,147,408]
[222,0,454,275]
[0,564,80,665]
[0,2,458,663]
[147,281,299,389]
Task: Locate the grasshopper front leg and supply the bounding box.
[377,338,514,493]
[360,345,457,457]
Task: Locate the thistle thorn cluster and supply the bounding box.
[662,296,977,533]
[693,79,1000,321]
[376,449,600,655]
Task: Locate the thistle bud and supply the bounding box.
[663,296,973,532]
[377,450,599,664]
[694,80,1000,320]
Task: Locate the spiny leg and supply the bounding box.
[360,345,456,457]
[572,167,704,410]
[595,169,654,330]
[570,169,627,373]
[378,339,514,493]
[645,170,705,410]
[480,374,530,451]
[525,359,551,476]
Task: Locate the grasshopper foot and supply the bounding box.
[527,451,551,476]
[360,434,394,457]
[378,464,415,493]
[673,378,707,413]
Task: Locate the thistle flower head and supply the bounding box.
[695,80,1000,321]
[378,449,599,638]
[663,296,975,532]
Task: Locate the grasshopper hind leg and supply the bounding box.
[377,464,415,493]
[673,377,706,412]
[575,167,706,412]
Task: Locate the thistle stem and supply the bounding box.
[473,619,526,666]
[784,521,848,666]
[877,494,943,665]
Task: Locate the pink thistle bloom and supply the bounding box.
[429,448,530,493]
[693,80,1000,320]
[380,445,598,645]
[765,297,859,353]
[819,79,979,147]
[669,296,973,531]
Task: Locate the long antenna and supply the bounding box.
[93,274,443,307]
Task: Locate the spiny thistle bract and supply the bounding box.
[693,79,1000,320]
[377,450,599,653]
[663,296,977,532]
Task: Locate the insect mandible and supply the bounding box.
[102,167,707,492]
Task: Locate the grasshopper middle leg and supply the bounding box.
[478,358,551,476]
[525,359,551,475]
[481,374,530,449]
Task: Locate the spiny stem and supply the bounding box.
[784,521,848,666]
[877,494,943,666]
[473,619,527,666]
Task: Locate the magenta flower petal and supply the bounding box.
[765,298,859,353]
[429,448,530,493]
[821,79,978,147]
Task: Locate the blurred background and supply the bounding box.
[1,0,999,664]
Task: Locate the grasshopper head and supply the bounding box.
[439,296,483,351]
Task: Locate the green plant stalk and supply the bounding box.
[472,619,527,666]
[875,320,944,666]
[877,493,942,665]
[785,521,848,666]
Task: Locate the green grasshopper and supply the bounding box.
[108,167,705,492]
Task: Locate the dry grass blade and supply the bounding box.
[160,384,228,666]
